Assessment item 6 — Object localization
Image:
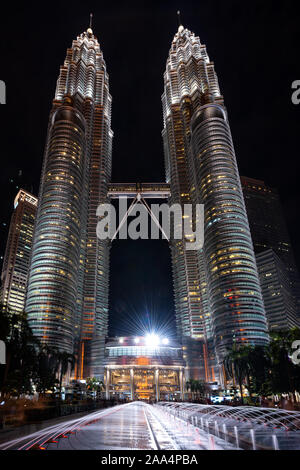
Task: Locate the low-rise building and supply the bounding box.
[104,336,186,401]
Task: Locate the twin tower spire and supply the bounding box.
[87,11,183,35]
[86,13,93,36]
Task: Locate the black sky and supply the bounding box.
[0,1,300,336]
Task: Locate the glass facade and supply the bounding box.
[25,27,112,375]
[241,176,300,320]
[256,249,299,330]
[107,346,182,358]
[1,190,38,312]
[104,337,185,400]
[162,24,269,369]
[21,22,273,385]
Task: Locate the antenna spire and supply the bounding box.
[177,10,182,27]
[89,12,93,29]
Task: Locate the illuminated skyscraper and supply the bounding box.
[25,22,113,378]
[256,249,299,331]
[1,190,38,312]
[241,176,300,319]
[162,20,269,368]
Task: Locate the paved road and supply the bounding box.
[0,402,236,450]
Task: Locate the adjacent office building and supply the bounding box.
[25,24,113,378]
[1,190,38,312]
[256,249,299,330]
[241,176,300,325]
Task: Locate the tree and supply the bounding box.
[56,351,76,394]
[223,344,250,404]
[267,329,300,399]
[35,346,59,396]
[0,306,39,397]
[224,329,300,404]
[247,345,272,397]
[185,379,196,400]
[86,377,104,398]
[185,379,207,401]
[194,380,207,399]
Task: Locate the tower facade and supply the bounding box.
[1,190,37,312]
[25,25,113,377]
[162,23,269,367]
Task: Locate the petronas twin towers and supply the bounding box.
[26,25,112,378]
[162,25,269,372]
[25,19,269,381]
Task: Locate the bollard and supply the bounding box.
[250,429,256,450]
[215,421,220,438]
[222,423,227,442]
[272,434,279,450]
[234,426,239,448]
[208,435,215,450]
[200,417,204,428]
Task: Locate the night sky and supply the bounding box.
[0,1,300,337]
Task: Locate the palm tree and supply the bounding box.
[238,344,255,401]
[224,344,249,404]
[267,329,300,401]
[247,345,271,398]
[86,377,105,399]
[185,379,196,400]
[0,307,39,397]
[193,380,206,399]
[56,351,76,394]
[35,345,59,396]
[185,379,206,401]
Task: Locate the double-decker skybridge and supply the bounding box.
[106,183,172,242]
[1,402,300,451]
[107,183,171,199]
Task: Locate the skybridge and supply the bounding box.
[107,183,171,241]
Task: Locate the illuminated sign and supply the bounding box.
[136,356,149,366]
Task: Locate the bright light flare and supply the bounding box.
[145,333,160,347]
[162,337,169,345]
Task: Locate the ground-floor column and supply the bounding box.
[179,368,184,400]
[105,368,110,400]
[130,368,134,401]
[155,369,159,401]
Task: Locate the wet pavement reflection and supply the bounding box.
[0,402,238,450]
[47,403,155,450]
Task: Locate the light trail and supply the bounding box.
[0,403,132,450]
[2,402,297,450]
